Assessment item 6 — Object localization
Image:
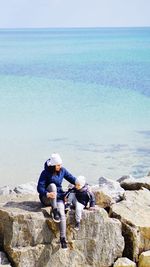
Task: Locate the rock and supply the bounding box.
[0,251,11,266]
[0,186,12,196]
[0,264,11,266]
[147,171,150,177]
[109,188,150,262]
[91,177,125,208]
[117,175,133,184]
[0,193,124,267]
[13,182,37,194]
[117,176,150,190]
[0,182,38,195]
[113,257,136,266]
[138,250,150,267]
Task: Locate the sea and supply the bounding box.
[0,27,150,187]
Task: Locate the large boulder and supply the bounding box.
[109,188,150,262]
[0,186,13,196]
[117,176,150,190]
[0,193,124,267]
[113,257,136,267]
[91,177,125,208]
[0,182,37,196]
[13,182,37,194]
[138,250,150,267]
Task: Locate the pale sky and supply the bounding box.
[0,0,150,28]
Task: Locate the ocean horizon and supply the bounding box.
[0,27,150,187]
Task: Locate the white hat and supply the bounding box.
[76,175,86,188]
[47,153,62,166]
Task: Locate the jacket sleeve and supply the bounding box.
[88,190,95,207]
[37,171,48,197]
[64,169,77,185]
[64,187,75,198]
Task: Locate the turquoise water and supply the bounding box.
[0,28,150,186]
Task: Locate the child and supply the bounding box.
[65,175,95,230]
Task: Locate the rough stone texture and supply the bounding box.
[0,186,13,196]
[117,176,150,190]
[0,263,11,266]
[113,257,136,266]
[0,193,124,267]
[113,257,136,267]
[117,175,133,184]
[0,182,37,196]
[138,250,150,267]
[13,182,37,194]
[91,177,125,208]
[109,188,150,262]
[0,265,12,266]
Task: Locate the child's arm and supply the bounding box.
[89,191,95,208]
[64,186,75,199]
[87,187,95,208]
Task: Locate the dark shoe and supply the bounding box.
[52,208,60,223]
[70,204,75,210]
[65,203,71,214]
[74,222,80,231]
[60,237,68,250]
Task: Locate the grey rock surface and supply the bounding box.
[0,186,13,196]
[138,250,150,267]
[110,188,150,262]
[117,175,150,190]
[0,193,124,267]
[13,181,37,194]
[113,257,136,267]
[91,177,125,208]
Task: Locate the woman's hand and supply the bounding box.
[46,192,56,199]
[64,196,67,203]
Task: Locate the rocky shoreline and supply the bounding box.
[0,173,150,267]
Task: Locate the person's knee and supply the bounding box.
[47,183,57,192]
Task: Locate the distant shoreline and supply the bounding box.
[0,26,150,30]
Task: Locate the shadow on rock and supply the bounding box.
[4,201,42,212]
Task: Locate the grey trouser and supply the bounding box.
[41,183,66,238]
[68,192,84,223]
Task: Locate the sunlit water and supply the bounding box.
[0,28,150,186]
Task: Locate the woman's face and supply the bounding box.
[55,165,62,172]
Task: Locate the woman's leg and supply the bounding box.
[46,183,57,209]
[40,183,57,208]
[41,183,60,223]
[57,201,66,239]
[57,201,68,249]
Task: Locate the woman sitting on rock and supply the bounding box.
[37,153,77,249]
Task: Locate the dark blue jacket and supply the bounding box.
[66,184,95,207]
[37,163,76,201]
